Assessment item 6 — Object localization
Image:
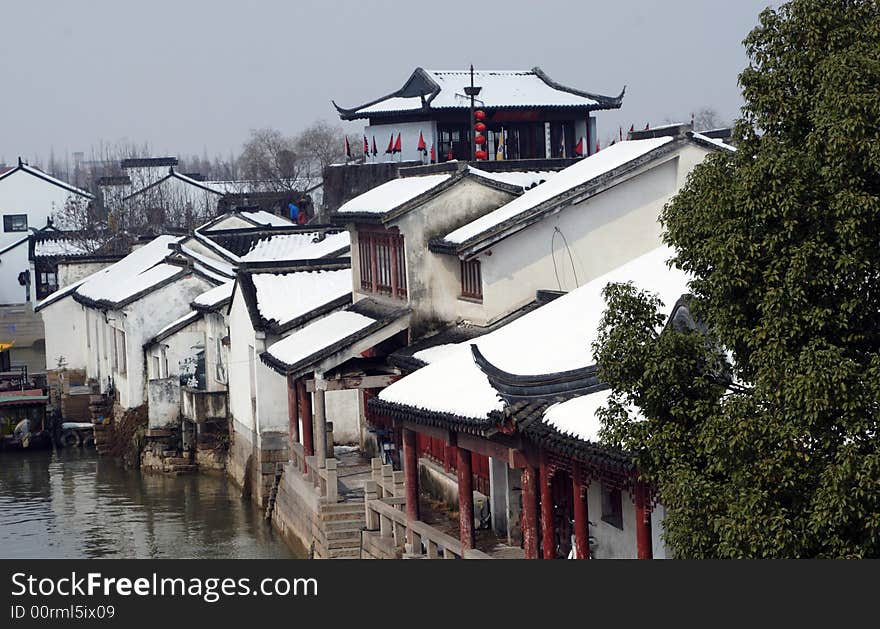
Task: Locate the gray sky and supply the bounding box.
[0,0,775,164]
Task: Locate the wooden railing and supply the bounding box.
[363,458,491,559]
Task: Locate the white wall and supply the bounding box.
[478,153,691,324]
[41,296,88,371]
[0,168,86,248]
[326,389,360,445]
[0,239,31,304]
[227,287,257,435]
[84,274,215,409]
[57,260,117,289]
[350,177,516,334]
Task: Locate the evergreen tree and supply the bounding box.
[593,0,880,558]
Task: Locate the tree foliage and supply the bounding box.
[593,0,880,558]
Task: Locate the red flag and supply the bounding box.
[574,137,584,157]
[363,135,369,155]
[344,136,351,159]
[595,142,601,153]
[371,136,378,156]
[417,131,426,152]
[393,133,402,154]
[385,133,394,154]
[629,124,635,135]
[430,144,435,163]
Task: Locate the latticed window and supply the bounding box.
[358,228,407,298]
[460,258,482,301]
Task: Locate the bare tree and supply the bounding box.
[294,120,347,173]
[237,128,305,192]
[692,107,727,131]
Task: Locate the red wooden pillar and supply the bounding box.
[521,466,539,559]
[572,461,589,559]
[539,458,555,559]
[634,482,653,560]
[297,378,314,458]
[286,375,299,448]
[402,428,420,522]
[456,446,475,551]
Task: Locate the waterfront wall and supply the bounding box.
[271,462,366,559]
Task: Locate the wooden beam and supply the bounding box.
[304,374,399,392]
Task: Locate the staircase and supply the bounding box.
[317,500,367,559]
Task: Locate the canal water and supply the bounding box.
[0,449,302,559]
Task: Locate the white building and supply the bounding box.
[0,160,94,373]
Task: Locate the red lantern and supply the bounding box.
[474,110,486,121]
[475,150,488,160]
[474,134,486,145]
[474,122,486,132]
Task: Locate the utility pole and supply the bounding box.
[464,64,482,161]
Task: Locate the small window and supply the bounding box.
[460,259,482,301]
[3,214,28,232]
[601,484,624,530]
[152,355,160,378]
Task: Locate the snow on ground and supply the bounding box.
[379,245,689,422]
[251,269,351,327]
[336,174,451,214]
[443,138,673,244]
[241,231,350,262]
[264,310,376,367]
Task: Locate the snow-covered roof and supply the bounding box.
[542,391,611,443]
[0,162,93,199]
[148,310,202,346]
[240,210,293,227]
[249,269,352,330]
[378,245,689,424]
[467,167,554,190]
[192,281,234,311]
[336,174,452,215]
[180,244,236,278]
[34,276,89,312]
[335,68,624,120]
[33,239,102,258]
[690,131,737,152]
[71,235,184,307]
[442,138,674,245]
[240,231,350,263]
[263,310,377,369]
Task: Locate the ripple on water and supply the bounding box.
[0,449,300,559]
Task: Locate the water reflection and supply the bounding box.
[0,449,301,559]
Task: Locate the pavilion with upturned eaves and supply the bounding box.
[334,67,624,164]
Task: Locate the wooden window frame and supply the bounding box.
[357,227,407,299]
[459,258,483,301]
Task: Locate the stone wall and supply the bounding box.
[270,463,366,559]
[322,161,419,214]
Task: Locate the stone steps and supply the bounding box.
[325,526,365,541]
